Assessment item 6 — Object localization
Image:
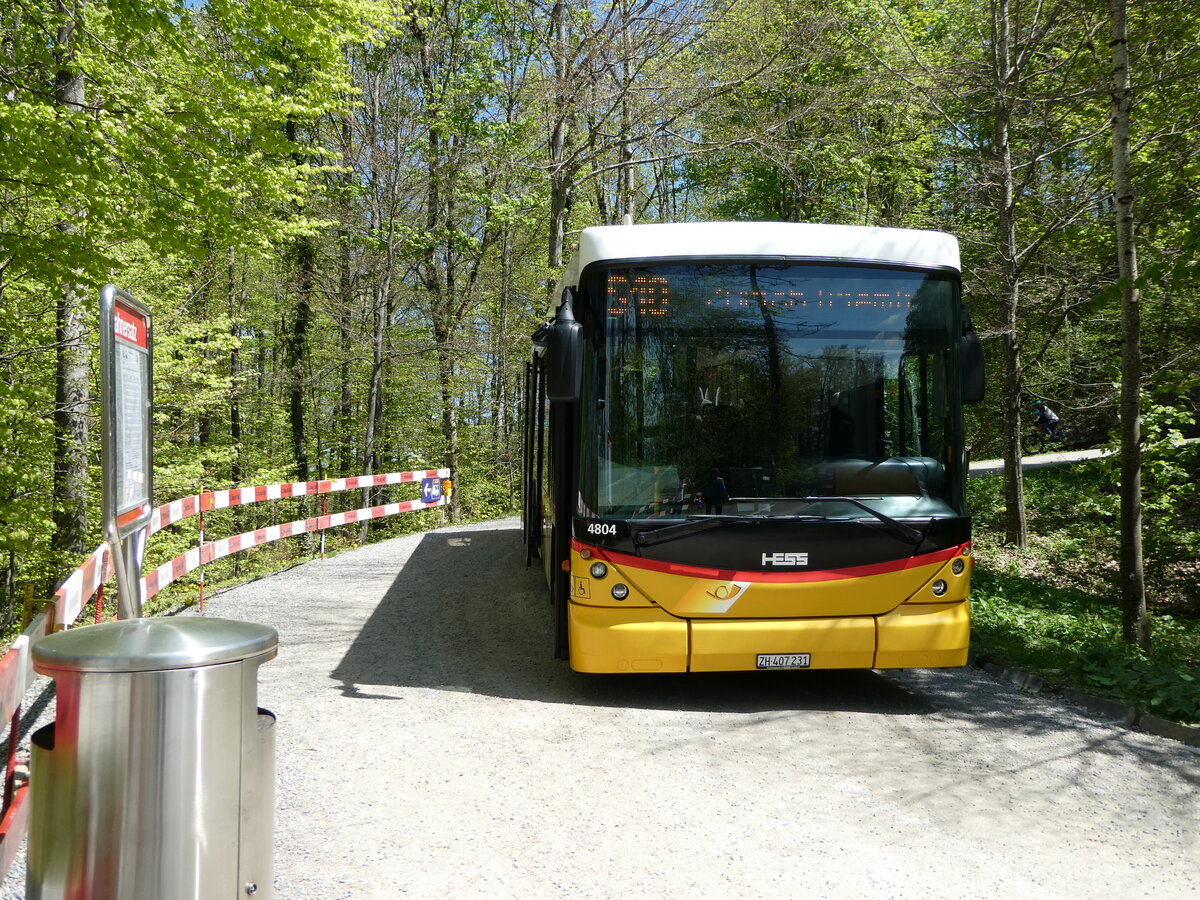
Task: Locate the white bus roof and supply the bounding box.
[559,222,960,294]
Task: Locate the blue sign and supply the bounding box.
[420,477,443,503]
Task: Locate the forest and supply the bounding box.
[2,0,1199,653]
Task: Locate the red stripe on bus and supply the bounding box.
[571,539,967,583]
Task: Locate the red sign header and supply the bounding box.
[113,301,148,349]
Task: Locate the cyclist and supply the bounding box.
[1033,400,1060,437]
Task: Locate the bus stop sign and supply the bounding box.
[101,285,153,539]
[100,285,153,618]
[420,478,443,503]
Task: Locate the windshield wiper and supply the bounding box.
[737,496,929,544]
[632,515,749,548]
[799,496,927,545]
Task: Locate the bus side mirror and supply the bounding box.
[961,306,985,404]
[546,289,583,402]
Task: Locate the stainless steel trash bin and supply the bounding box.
[26,617,278,900]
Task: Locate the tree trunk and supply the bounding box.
[548,174,570,272]
[617,0,634,223]
[547,0,570,273]
[359,282,386,543]
[994,0,1028,547]
[338,248,356,477]
[1109,0,1149,648]
[228,247,243,485]
[436,331,461,523]
[338,112,357,476]
[285,249,313,483]
[51,0,90,564]
[492,225,512,469]
[284,119,313,483]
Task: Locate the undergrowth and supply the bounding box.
[969,462,1200,726]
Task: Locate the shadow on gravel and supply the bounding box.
[330,524,932,716]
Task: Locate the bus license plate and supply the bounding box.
[757,653,811,669]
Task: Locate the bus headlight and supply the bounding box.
[611,583,629,600]
[590,562,608,579]
[931,580,948,597]
[952,558,965,575]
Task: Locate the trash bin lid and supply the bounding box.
[33,617,278,674]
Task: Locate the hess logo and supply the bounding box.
[762,552,809,566]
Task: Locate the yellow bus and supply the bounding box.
[522,222,984,673]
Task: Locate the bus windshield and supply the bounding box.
[577,262,965,522]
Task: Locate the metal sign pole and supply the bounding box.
[30,288,279,900]
[100,285,153,619]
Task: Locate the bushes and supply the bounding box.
[970,568,1199,724]
[968,458,1200,725]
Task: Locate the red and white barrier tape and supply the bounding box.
[52,543,114,630]
[141,495,448,600]
[0,642,28,732]
[149,470,449,535]
[47,468,451,627]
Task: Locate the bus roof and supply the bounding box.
[559,222,960,296]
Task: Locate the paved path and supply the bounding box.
[970,446,1111,477]
[6,518,1199,898]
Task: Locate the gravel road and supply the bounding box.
[5,517,1199,898]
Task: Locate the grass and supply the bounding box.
[968,463,1200,726]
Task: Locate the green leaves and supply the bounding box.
[2,0,1199,619]
[0,0,383,600]
[972,567,1199,725]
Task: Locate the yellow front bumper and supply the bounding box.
[567,600,970,673]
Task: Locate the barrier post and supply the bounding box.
[93,584,104,625]
[3,699,18,815]
[198,504,206,614]
[320,497,327,559]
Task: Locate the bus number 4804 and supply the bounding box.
[586,522,617,537]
